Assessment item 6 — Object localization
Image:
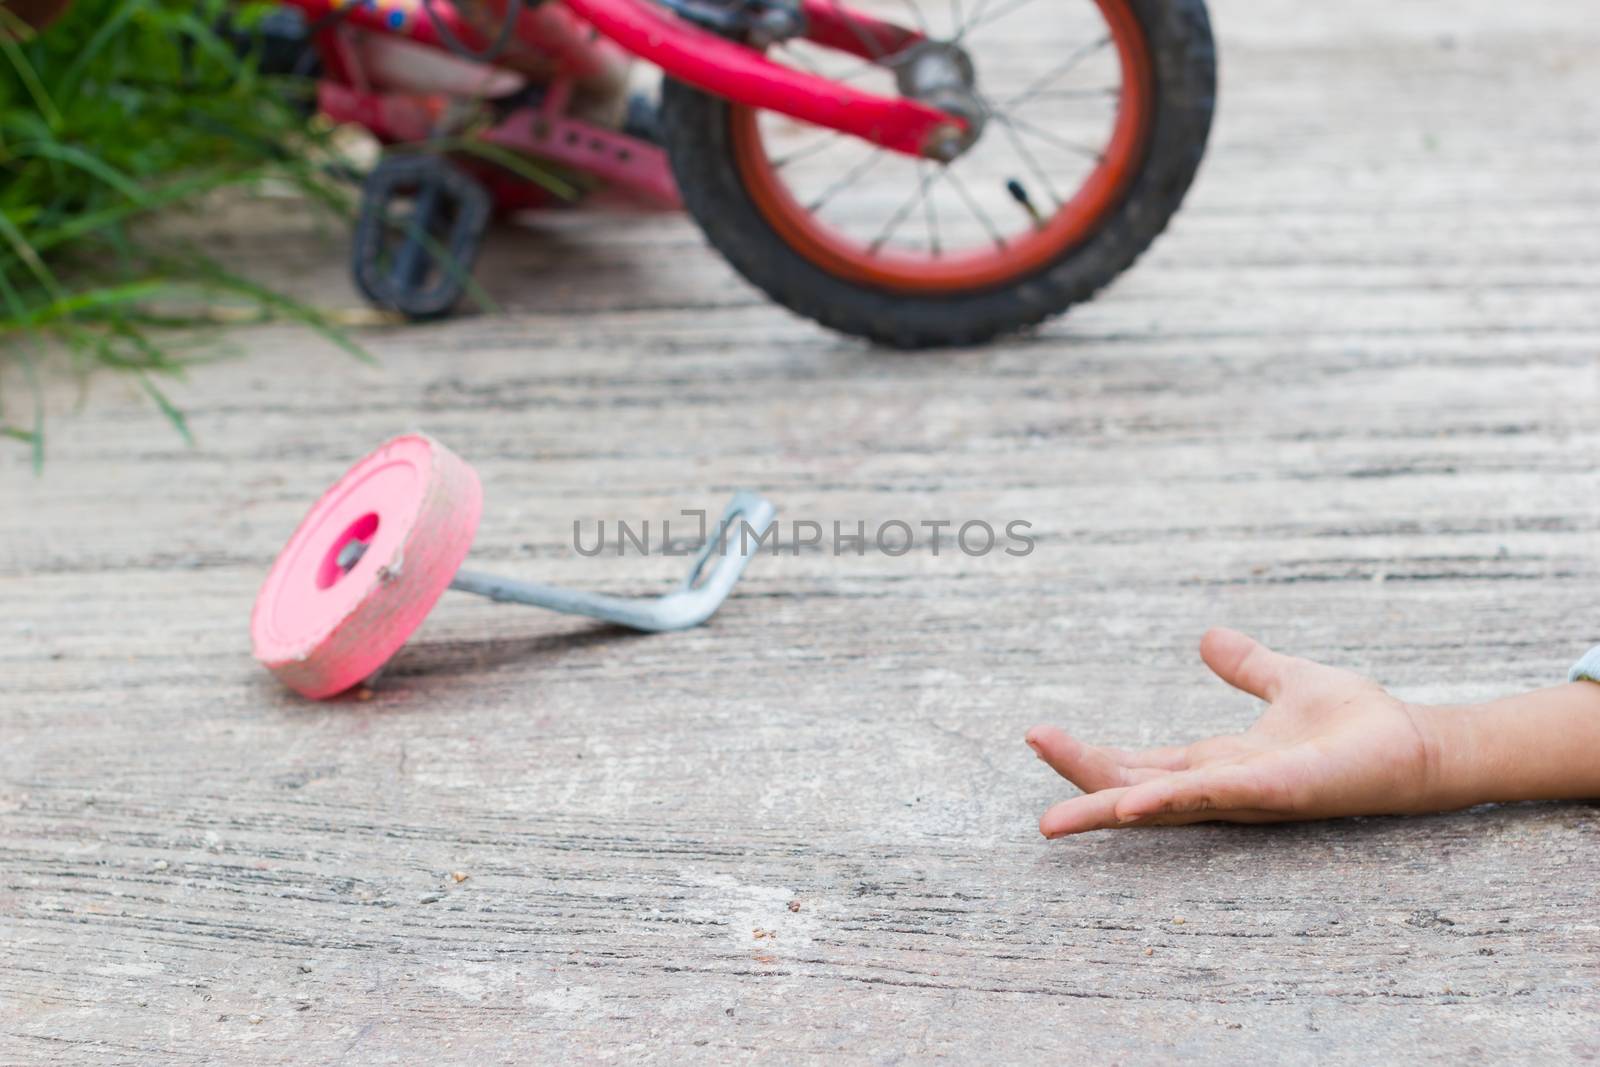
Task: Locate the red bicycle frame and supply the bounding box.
[566,0,949,156]
[285,0,959,159]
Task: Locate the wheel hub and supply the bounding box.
[895,41,986,162]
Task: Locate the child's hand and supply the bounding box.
[1026,628,1442,837]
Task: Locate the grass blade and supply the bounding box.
[137,370,193,444]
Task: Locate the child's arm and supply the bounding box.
[1026,628,1600,838]
[1429,681,1600,806]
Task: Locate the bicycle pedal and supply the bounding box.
[351,154,491,321]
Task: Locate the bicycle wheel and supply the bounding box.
[661,0,1215,347]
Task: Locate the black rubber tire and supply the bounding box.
[659,0,1216,348]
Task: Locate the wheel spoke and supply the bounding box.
[1029,85,1120,101]
[772,129,848,170]
[995,33,1110,112]
[896,0,930,34]
[820,50,912,86]
[959,0,1043,38]
[830,0,886,61]
[791,0,926,87]
[807,145,891,214]
[919,161,943,256]
[944,165,1006,249]
[990,109,1104,163]
[776,41,826,77]
[954,0,992,40]
[994,110,1063,208]
[868,164,945,253]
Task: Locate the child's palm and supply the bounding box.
[1028,629,1436,837]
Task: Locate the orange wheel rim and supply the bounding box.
[731,0,1155,294]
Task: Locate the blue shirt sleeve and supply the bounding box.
[1572,646,1600,684]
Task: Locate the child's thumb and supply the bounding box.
[1199,628,1291,702]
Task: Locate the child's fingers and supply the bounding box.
[1102,744,1191,771]
[1199,627,1294,702]
[1140,808,1293,827]
[1025,725,1122,790]
[1040,798,1294,838]
[1111,763,1279,823]
[1039,786,1135,838]
[1025,725,1166,792]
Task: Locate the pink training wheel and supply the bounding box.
[251,433,483,699]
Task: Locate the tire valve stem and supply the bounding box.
[1006,178,1045,229]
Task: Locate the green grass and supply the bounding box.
[0,0,359,467]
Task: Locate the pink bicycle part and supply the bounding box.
[283,0,960,159]
[252,435,776,700]
[318,81,681,209]
[562,0,959,158]
[251,434,483,699]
